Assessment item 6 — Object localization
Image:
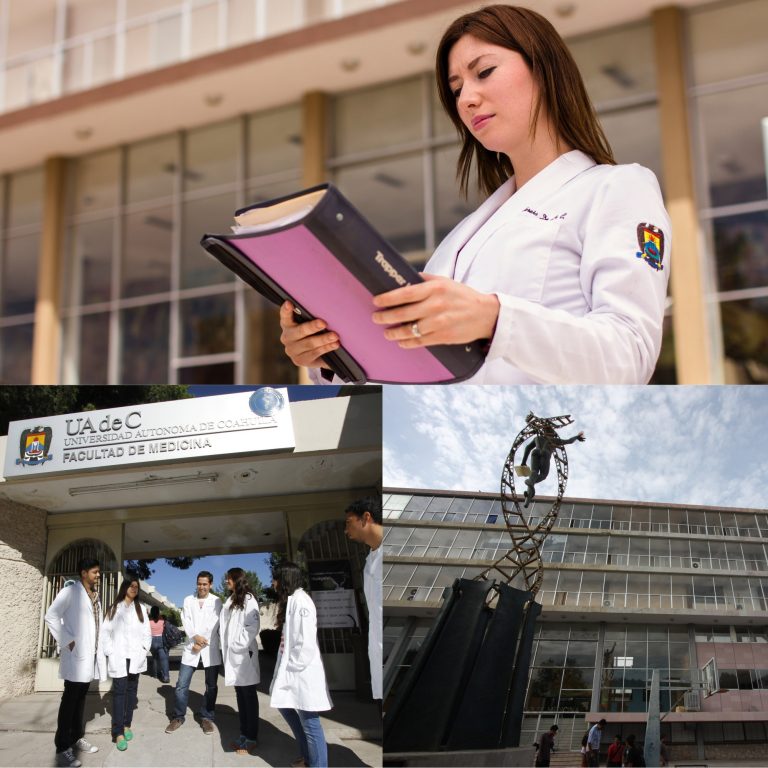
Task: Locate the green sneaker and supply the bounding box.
[123,728,133,742]
[115,736,128,752]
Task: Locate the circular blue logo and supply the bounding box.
[249,388,285,417]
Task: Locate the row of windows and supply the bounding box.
[384,494,768,538]
[385,523,768,572]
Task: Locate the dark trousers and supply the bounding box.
[235,684,260,741]
[111,661,140,738]
[173,663,219,721]
[55,680,90,752]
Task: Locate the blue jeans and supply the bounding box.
[111,661,139,738]
[279,708,327,768]
[150,636,170,682]
[173,662,218,722]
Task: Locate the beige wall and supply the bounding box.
[0,498,47,698]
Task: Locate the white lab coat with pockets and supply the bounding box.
[44,582,107,683]
[100,601,152,678]
[364,546,383,700]
[426,150,671,384]
[180,592,223,668]
[270,588,332,712]
[219,593,260,687]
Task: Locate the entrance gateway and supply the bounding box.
[0,387,381,696]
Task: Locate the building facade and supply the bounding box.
[0,0,766,385]
[0,387,381,699]
[383,488,768,762]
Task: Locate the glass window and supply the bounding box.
[689,0,768,86]
[120,303,169,382]
[710,211,768,293]
[433,144,483,246]
[66,219,113,306]
[600,106,663,187]
[565,641,598,667]
[247,105,302,179]
[8,169,44,229]
[181,193,237,290]
[568,22,656,104]
[185,121,240,193]
[698,83,768,208]
[121,206,173,298]
[720,297,768,383]
[71,150,121,214]
[75,312,109,384]
[127,136,178,205]
[334,78,424,156]
[179,294,235,357]
[335,154,426,256]
[0,324,34,382]
[178,362,235,384]
[2,234,39,316]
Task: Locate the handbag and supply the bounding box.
[162,621,184,649]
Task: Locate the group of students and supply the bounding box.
[43,496,382,768]
[44,560,331,767]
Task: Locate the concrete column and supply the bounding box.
[31,156,66,384]
[652,7,719,384]
[295,90,330,385]
[0,498,47,698]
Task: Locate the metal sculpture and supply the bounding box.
[477,411,581,596]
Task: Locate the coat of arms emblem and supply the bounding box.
[16,426,53,466]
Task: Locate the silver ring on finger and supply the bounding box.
[411,322,422,339]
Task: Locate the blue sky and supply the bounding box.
[383,385,768,509]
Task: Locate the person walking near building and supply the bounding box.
[586,719,606,767]
[100,575,151,751]
[535,724,558,767]
[623,734,645,767]
[219,567,261,756]
[166,571,222,735]
[606,735,624,767]
[344,496,383,700]
[270,562,332,768]
[148,606,170,683]
[44,557,107,768]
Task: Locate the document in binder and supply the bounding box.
[200,183,486,384]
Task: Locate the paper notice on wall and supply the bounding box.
[308,559,359,629]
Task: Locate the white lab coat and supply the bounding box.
[310,149,670,385]
[100,601,152,678]
[427,150,671,384]
[364,546,383,700]
[219,594,261,687]
[180,592,223,668]
[269,589,332,712]
[44,582,108,683]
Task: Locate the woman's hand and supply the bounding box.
[279,301,339,368]
[371,274,500,348]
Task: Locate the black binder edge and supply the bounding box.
[200,236,367,384]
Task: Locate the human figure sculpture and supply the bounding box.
[520,424,585,507]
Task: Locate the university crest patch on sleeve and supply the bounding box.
[635,223,665,271]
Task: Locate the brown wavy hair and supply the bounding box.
[436,4,615,197]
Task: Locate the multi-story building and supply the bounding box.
[0,0,767,385]
[383,488,768,762]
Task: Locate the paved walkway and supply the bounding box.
[0,655,381,768]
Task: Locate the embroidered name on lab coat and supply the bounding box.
[523,207,568,221]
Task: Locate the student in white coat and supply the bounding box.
[166,571,223,734]
[280,5,671,386]
[99,576,151,751]
[270,562,332,768]
[219,567,261,755]
[344,497,383,701]
[44,557,107,768]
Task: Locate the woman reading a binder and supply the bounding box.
[279,4,670,385]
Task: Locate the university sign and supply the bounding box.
[3,388,294,478]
